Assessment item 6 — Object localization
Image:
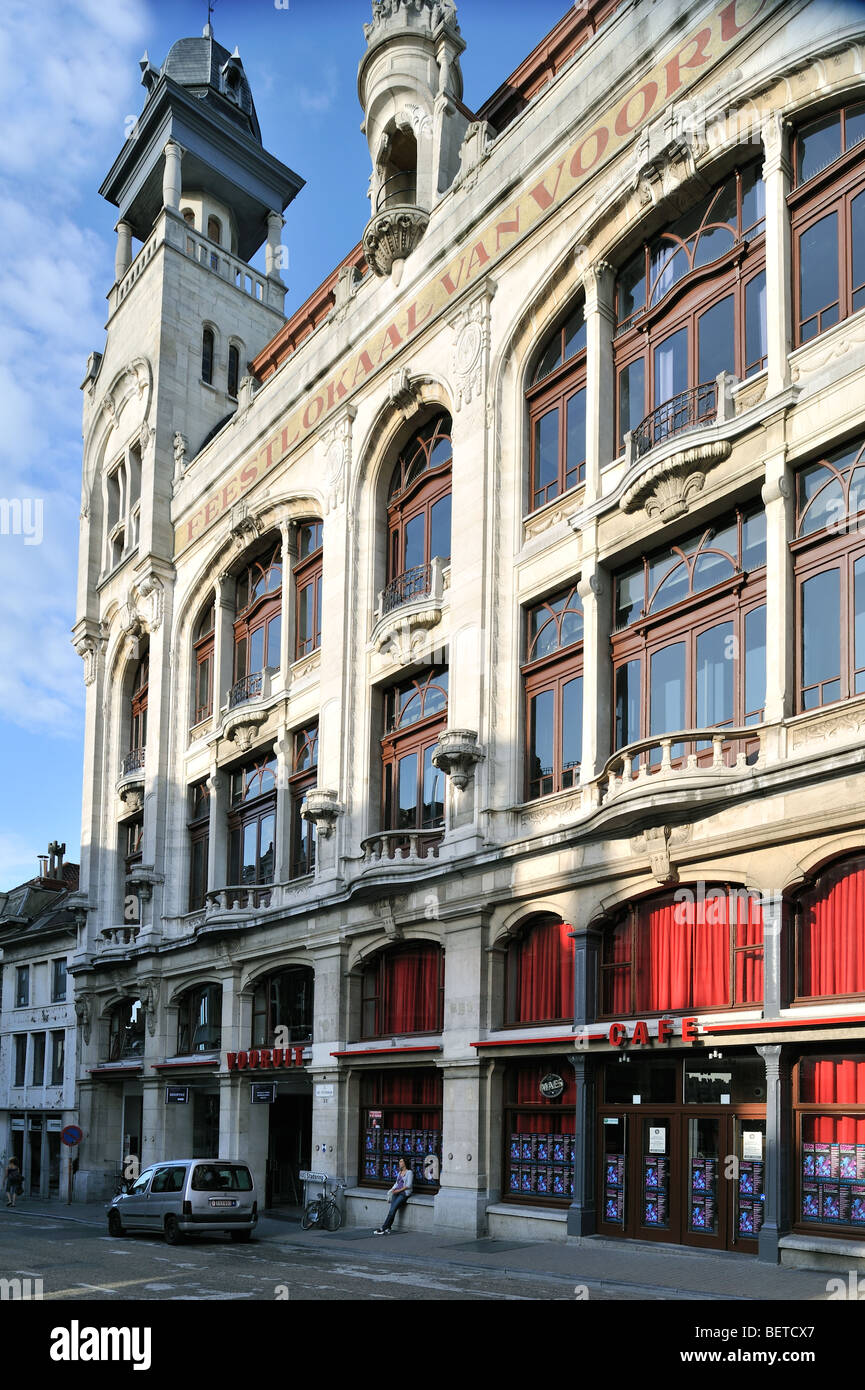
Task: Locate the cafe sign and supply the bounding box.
[226,1047,306,1070]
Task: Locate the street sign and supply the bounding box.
[250,1082,277,1104]
[165,1086,190,1104]
[60,1125,83,1147]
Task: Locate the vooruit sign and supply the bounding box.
[175,0,770,556]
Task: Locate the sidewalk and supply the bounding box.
[8,1198,838,1300]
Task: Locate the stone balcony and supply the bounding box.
[370,557,448,655]
[360,829,444,866]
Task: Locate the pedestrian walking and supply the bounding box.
[5,1158,23,1207]
[374,1155,412,1234]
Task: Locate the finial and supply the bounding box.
[203,0,215,37]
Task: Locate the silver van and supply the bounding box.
[107,1159,257,1244]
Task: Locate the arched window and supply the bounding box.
[600,886,763,1016]
[251,966,313,1047]
[201,327,215,385]
[381,667,447,844]
[192,599,215,725]
[227,344,240,398]
[614,159,766,454]
[506,916,575,1024]
[385,414,451,612]
[791,100,865,343]
[523,586,583,798]
[361,943,444,1038]
[612,506,766,762]
[527,301,587,511]
[793,437,865,711]
[207,215,222,245]
[176,983,222,1054]
[128,651,148,762]
[294,520,323,659]
[228,752,277,886]
[289,723,317,878]
[792,854,865,1000]
[182,207,195,227]
[231,543,282,706]
[108,997,145,1061]
[377,127,418,212]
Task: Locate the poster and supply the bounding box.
[648,1126,667,1154]
[743,1130,763,1161]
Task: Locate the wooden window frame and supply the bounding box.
[598,886,764,1018]
[192,601,215,726]
[176,983,222,1054]
[294,521,323,661]
[790,854,865,1006]
[233,544,282,688]
[358,1068,443,1192]
[504,916,574,1026]
[187,779,210,912]
[251,966,313,1048]
[289,723,318,879]
[523,586,584,800]
[792,1052,865,1239]
[613,163,766,451]
[386,415,452,589]
[526,308,588,512]
[130,653,148,753]
[360,944,445,1040]
[227,753,277,886]
[381,669,448,837]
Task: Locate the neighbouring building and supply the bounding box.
[71,0,865,1270]
[0,844,80,1198]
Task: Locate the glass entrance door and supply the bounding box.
[637,1115,678,1240]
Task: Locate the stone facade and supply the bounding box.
[71,0,865,1267]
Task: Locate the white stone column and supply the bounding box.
[577,534,610,782]
[273,729,292,884]
[434,918,488,1235]
[213,571,235,718]
[278,519,295,682]
[114,220,133,283]
[266,211,285,281]
[207,768,228,893]
[581,259,615,503]
[162,141,183,213]
[761,434,794,730]
[761,114,792,396]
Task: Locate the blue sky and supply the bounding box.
[0,0,570,888]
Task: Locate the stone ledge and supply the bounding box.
[779,1232,865,1275]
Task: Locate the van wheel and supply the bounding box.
[107,1210,124,1238]
[164,1215,184,1245]
[230,1229,252,1243]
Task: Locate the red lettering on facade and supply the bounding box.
[204,498,218,526]
[281,424,300,454]
[236,1051,248,1070]
[614,82,659,137]
[632,1020,650,1046]
[664,27,713,99]
[609,1022,627,1047]
[293,1046,304,1067]
[406,298,434,335]
[259,1049,273,1069]
[376,321,404,365]
[185,514,202,545]
[720,0,767,41]
[240,462,258,490]
[272,1048,284,1067]
[351,350,375,387]
[569,125,609,179]
[657,1018,674,1044]
[440,256,469,297]
[466,240,491,278]
[528,160,567,212]
[226,1052,237,1070]
[302,396,324,430]
[495,208,521,252]
[682,1017,699,1043]
[221,478,238,511]
[248,1050,260,1068]
[325,369,351,411]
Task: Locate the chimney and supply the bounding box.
[38,855,49,878]
[47,841,66,877]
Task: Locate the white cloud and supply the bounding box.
[297,63,340,113]
[0,1,148,738]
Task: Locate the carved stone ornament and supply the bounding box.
[173,431,188,475]
[229,503,262,549]
[619,440,732,522]
[74,991,93,1045]
[74,633,102,685]
[454,120,493,191]
[126,867,163,904]
[431,729,483,789]
[301,788,341,838]
[319,403,357,513]
[119,786,144,815]
[629,824,692,884]
[363,0,459,45]
[631,132,708,215]
[363,207,429,279]
[224,707,268,751]
[450,281,494,410]
[134,571,165,632]
[139,977,160,1034]
[370,894,409,941]
[388,367,423,421]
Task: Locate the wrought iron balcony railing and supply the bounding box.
[381,562,433,615]
[120,747,146,778]
[633,380,718,459]
[375,170,418,213]
[228,671,263,708]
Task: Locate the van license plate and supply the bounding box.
[209,1199,237,1207]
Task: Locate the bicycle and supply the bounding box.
[301,1176,345,1232]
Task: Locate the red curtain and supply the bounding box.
[800,860,865,997]
[515,918,574,1022]
[631,891,763,1013]
[386,946,442,1033]
[735,893,764,1003]
[381,1070,441,1128]
[802,1058,865,1142]
[603,920,631,1014]
[512,1063,575,1134]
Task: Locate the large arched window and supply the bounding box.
[108,997,145,1061]
[506,916,575,1024]
[612,505,766,763]
[187,779,210,911]
[121,650,149,779]
[289,723,317,878]
[614,159,766,454]
[231,543,282,706]
[381,667,447,843]
[793,437,865,711]
[385,414,451,612]
[294,520,323,660]
[361,943,444,1038]
[600,887,763,1016]
[791,854,865,1001]
[228,752,276,886]
[523,586,583,799]
[791,100,865,344]
[176,983,222,1054]
[251,966,313,1047]
[201,326,215,385]
[527,301,587,512]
